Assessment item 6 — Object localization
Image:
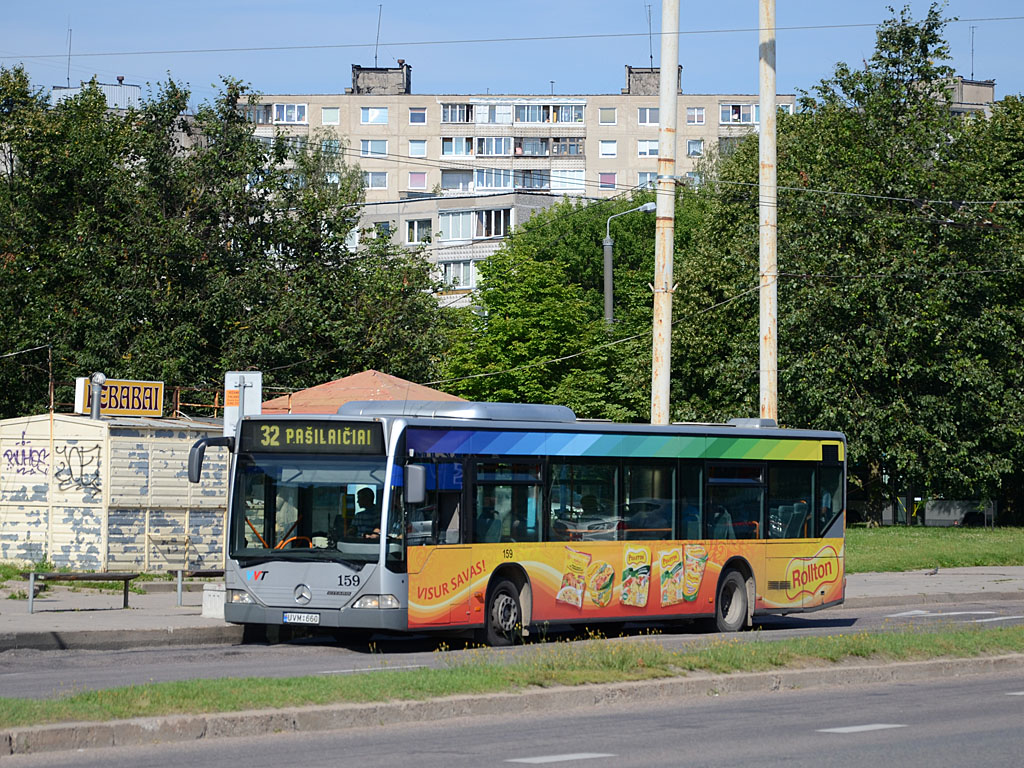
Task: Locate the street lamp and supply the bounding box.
[603,202,657,325]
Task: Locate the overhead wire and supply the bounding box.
[5,16,1022,61]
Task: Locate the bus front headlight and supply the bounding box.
[227,589,255,604]
[352,594,400,609]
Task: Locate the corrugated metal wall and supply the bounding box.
[1,414,228,572]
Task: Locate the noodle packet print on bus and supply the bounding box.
[586,560,615,607]
[659,547,685,607]
[682,544,709,601]
[556,546,592,609]
[620,547,651,608]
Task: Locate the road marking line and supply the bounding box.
[973,616,1024,624]
[886,610,997,619]
[886,610,930,617]
[507,754,616,764]
[318,664,425,675]
[1006,691,1024,696]
[818,724,907,734]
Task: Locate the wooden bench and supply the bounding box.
[21,572,140,614]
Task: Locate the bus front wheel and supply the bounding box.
[715,570,748,633]
[482,579,522,647]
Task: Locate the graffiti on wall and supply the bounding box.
[54,444,102,493]
[3,431,49,476]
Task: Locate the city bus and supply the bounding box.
[188,400,846,645]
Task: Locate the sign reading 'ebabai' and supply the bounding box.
[74,378,164,417]
[240,420,384,454]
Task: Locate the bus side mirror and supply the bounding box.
[404,464,426,505]
[188,436,234,484]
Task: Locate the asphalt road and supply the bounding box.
[2,596,1023,700]
[4,669,1023,768]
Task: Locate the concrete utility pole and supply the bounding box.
[758,0,778,423]
[650,0,679,425]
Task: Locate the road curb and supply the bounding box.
[3,653,1023,757]
[841,590,1024,609]
[0,625,243,652]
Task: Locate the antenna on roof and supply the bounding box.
[65,22,72,87]
[646,3,654,69]
[970,25,976,79]
[374,5,383,68]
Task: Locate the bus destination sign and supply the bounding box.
[240,420,384,454]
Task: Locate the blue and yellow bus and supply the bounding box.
[189,400,845,645]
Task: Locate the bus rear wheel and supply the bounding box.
[715,570,748,633]
[482,579,523,647]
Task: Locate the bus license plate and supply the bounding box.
[283,612,320,625]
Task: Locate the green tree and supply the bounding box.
[0,69,449,418]
[687,4,1024,508]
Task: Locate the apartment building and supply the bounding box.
[254,61,798,305]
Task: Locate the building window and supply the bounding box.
[321,107,340,125]
[245,105,273,124]
[409,107,427,124]
[476,104,513,124]
[360,139,387,157]
[360,106,388,125]
[638,139,658,157]
[686,106,705,125]
[475,168,513,189]
[551,169,586,192]
[638,171,656,189]
[514,169,550,190]
[409,139,427,157]
[719,137,742,156]
[476,136,512,156]
[441,170,472,191]
[555,104,584,123]
[599,140,617,158]
[439,211,475,240]
[274,103,308,124]
[638,107,659,125]
[363,171,387,189]
[515,137,549,157]
[442,137,473,156]
[598,107,616,125]
[325,171,341,186]
[406,219,432,244]
[684,171,701,186]
[441,260,474,289]
[514,104,550,123]
[552,137,584,156]
[687,139,704,157]
[408,171,427,189]
[441,103,473,123]
[599,172,617,190]
[476,208,512,238]
[720,104,754,124]
[375,221,392,238]
[322,139,340,155]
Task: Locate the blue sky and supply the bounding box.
[3,1,1021,106]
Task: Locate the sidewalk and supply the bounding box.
[1,567,1022,652]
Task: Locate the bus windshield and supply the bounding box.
[230,453,388,564]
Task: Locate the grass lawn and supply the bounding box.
[1,624,1022,728]
[846,526,1024,573]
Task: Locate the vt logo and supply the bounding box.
[247,570,269,581]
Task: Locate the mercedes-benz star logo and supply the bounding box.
[293,584,312,605]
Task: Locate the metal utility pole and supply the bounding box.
[650,0,679,425]
[758,0,778,423]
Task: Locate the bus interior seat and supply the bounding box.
[476,515,502,543]
[787,502,809,538]
[712,508,736,539]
